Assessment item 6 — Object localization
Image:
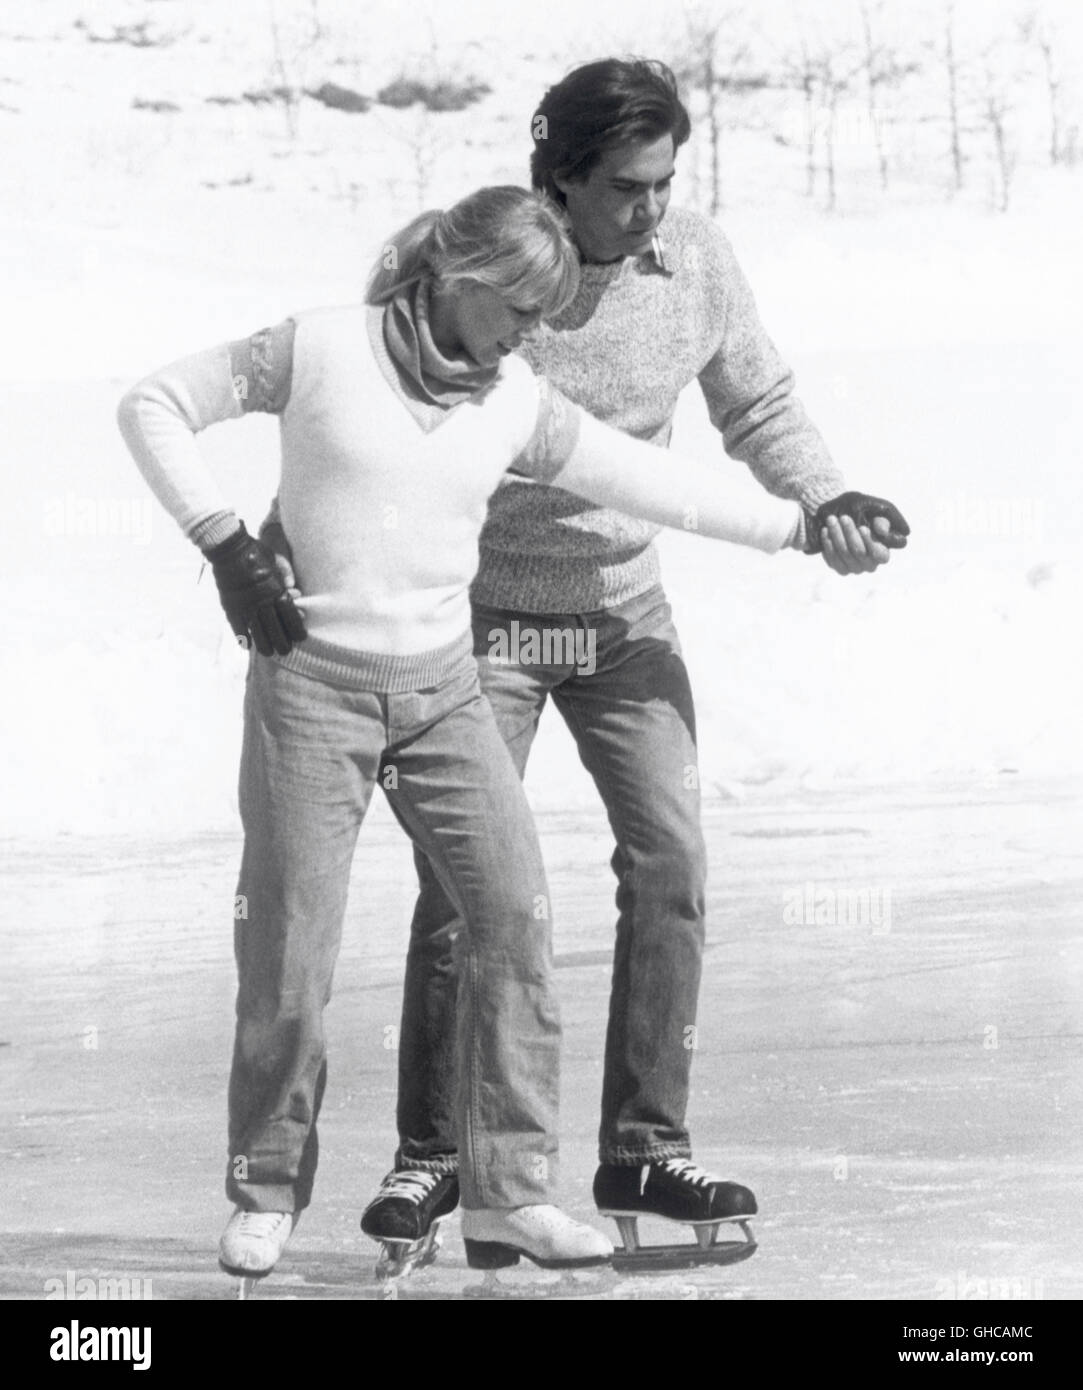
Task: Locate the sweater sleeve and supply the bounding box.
[694,223,845,510]
[506,375,582,484]
[116,320,295,551]
[548,409,806,554]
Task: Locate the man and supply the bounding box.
[304,58,907,1264]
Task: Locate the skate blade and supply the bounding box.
[611,1218,757,1274]
[612,1240,757,1273]
[219,1266,267,1300]
[373,1225,443,1286]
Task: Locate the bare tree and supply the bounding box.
[674,8,768,214]
[814,48,866,212]
[372,103,453,214]
[979,40,1024,212]
[266,0,326,141]
[780,34,821,199]
[856,0,922,192]
[983,85,1015,211]
[943,1,966,193]
[774,35,866,214]
[916,0,977,194]
[857,0,890,189]
[775,10,866,210]
[1017,6,1065,166]
[406,108,438,212]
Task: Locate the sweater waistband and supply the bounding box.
[275,631,474,693]
[471,543,662,615]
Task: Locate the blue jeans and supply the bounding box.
[399,585,707,1168]
[227,651,561,1213]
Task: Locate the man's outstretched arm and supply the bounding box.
[695,226,908,572]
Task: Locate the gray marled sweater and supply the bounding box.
[472,205,845,614]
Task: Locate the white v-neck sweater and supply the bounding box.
[118,300,805,688]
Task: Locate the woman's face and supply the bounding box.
[441,281,545,367]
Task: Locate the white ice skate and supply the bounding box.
[218,1208,298,1299]
[462,1203,613,1270]
[462,1204,615,1300]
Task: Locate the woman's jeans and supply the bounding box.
[226,651,561,1213]
[399,585,707,1170]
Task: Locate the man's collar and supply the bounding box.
[575,230,672,275]
[649,231,670,273]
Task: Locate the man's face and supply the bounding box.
[554,132,676,264]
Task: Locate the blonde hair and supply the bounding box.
[367,186,579,319]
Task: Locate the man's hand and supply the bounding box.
[204,522,307,656]
[806,491,910,575]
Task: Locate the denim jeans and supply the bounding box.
[226,651,561,1213]
[399,585,707,1167]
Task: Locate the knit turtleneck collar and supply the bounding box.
[381,277,498,407]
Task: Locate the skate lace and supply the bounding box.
[658,1158,722,1188]
[236,1211,289,1235]
[379,1170,445,1205]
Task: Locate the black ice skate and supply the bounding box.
[594,1158,757,1272]
[360,1168,459,1293]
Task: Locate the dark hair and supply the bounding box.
[530,59,691,205]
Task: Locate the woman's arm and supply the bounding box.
[530,397,806,554]
[117,322,294,549]
[116,342,247,551]
[116,325,305,653]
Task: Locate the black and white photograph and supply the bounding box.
[2,0,1080,1343]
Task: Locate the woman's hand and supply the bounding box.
[205,522,307,655]
[807,492,910,575]
[820,514,892,575]
[259,519,303,605]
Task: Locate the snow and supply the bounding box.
[1,0,1080,840]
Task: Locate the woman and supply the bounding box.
[117,186,810,1290]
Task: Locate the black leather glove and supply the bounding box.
[805,491,910,554]
[204,522,307,656]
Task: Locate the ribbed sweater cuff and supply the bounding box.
[191,509,242,552]
[275,631,474,694]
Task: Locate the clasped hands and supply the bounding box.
[805,491,910,575]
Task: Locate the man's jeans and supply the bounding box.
[227,651,561,1213]
[399,585,707,1168]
